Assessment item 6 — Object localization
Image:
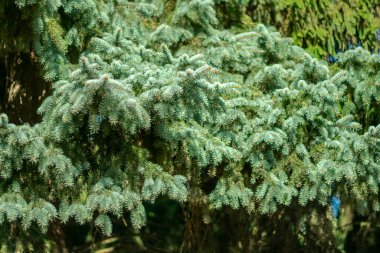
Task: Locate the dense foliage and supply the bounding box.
[1,0,380,252]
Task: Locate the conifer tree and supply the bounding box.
[1,0,380,252]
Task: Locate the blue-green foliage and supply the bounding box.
[1,0,380,251]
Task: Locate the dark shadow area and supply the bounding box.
[0,52,51,124]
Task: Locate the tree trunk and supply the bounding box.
[0,51,50,125]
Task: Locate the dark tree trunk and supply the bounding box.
[0,51,50,125]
